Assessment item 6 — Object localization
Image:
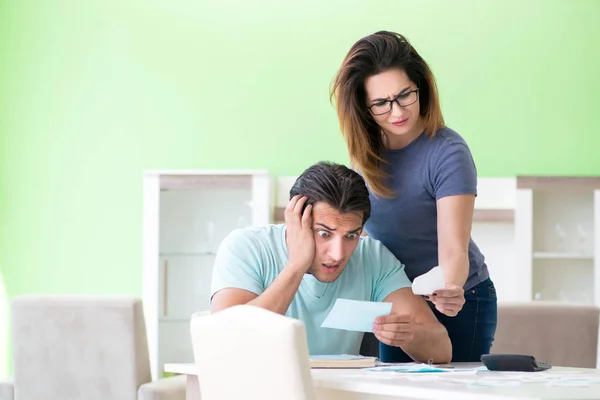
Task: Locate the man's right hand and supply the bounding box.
[285,195,315,272]
[213,195,316,316]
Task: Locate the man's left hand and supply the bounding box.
[427,283,465,317]
[372,314,418,348]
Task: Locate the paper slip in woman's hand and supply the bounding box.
[411,266,445,295]
[429,284,466,316]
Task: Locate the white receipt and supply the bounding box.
[412,266,446,295]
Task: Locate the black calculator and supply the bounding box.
[481,354,552,372]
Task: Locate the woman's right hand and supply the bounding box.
[284,195,315,272]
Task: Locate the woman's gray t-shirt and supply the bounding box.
[364,127,489,290]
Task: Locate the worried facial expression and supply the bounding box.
[307,202,363,283]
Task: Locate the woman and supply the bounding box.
[330,30,497,362]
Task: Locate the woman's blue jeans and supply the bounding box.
[379,278,498,362]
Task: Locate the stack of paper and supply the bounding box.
[366,363,483,373]
[366,364,451,373]
[310,354,378,369]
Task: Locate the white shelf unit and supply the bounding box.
[515,177,600,305]
[143,170,273,379]
[469,178,517,303]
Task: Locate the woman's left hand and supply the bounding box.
[427,283,465,317]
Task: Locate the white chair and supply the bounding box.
[0,295,185,400]
[190,305,315,400]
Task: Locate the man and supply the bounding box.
[211,161,451,363]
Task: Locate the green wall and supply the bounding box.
[1,0,599,374]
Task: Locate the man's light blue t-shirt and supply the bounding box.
[210,224,412,355]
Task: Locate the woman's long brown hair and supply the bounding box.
[330,31,445,198]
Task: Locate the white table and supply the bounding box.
[165,362,600,400]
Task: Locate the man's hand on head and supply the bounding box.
[285,195,315,273]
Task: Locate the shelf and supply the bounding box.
[159,252,216,257]
[274,207,515,223]
[472,209,514,222]
[159,317,194,323]
[160,174,252,190]
[517,176,600,190]
[533,252,594,260]
[532,296,595,304]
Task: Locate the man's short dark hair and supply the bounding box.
[289,161,371,224]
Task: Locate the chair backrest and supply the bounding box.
[190,305,315,400]
[11,295,152,400]
[492,302,600,368]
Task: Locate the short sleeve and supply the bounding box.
[432,143,477,200]
[210,229,265,301]
[366,239,412,302]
